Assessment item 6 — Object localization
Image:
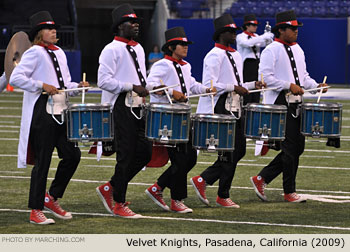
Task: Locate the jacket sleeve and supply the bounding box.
[9,48,43,92]
[202,52,234,96]
[259,47,290,92]
[97,46,133,94]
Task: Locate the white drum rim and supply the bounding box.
[302,102,342,109]
[245,103,287,112]
[191,113,236,123]
[67,103,112,110]
[147,103,191,113]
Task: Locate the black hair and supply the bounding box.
[164,44,177,56]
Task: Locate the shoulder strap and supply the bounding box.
[225,51,242,86]
[282,44,301,86]
[172,61,188,96]
[126,45,146,87]
[44,48,65,89]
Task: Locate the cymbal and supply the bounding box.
[4,31,32,83]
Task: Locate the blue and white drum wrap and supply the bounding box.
[65,103,113,142]
[191,114,236,152]
[245,103,287,140]
[301,102,342,138]
[145,103,191,144]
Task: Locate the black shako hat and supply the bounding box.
[111,4,141,32]
[161,27,193,52]
[272,10,303,32]
[212,13,239,41]
[28,11,60,42]
[242,14,258,30]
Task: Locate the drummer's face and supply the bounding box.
[42,28,57,45]
[279,26,298,44]
[172,43,188,60]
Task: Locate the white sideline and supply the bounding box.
[0,208,349,231]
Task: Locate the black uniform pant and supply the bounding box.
[200,117,246,199]
[258,95,305,194]
[157,134,197,200]
[110,93,152,203]
[28,95,81,210]
[243,58,260,105]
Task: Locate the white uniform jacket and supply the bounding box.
[146,56,206,103]
[259,40,318,104]
[0,72,7,92]
[236,31,272,62]
[196,45,255,114]
[10,45,80,168]
[98,38,146,105]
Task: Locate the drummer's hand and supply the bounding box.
[255,81,266,89]
[290,83,304,95]
[42,83,59,95]
[317,83,328,93]
[173,90,187,102]
[78,81,89,88]
[234,85,249,96]
[153,85,166,95]
[133,85,149,97]
[206,87,217,95]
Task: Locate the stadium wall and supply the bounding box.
[168,18,349,85]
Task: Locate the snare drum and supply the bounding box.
[301,102,342,138]
[191,114,236,152]
[245,103,287,140]
[145,103,191,144]
[65,103,113,142]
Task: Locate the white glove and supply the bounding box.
[262,32,274,41]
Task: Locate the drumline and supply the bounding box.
[49,86,343,151]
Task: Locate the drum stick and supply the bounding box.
[159,79,173,104]
[303,85,330,93]
[149,84,179,94]
[210,80,214,114]
[82,72,86,104]
[187,92,216,99]
[317,76,327,103]
[249,87,277,93]
[42,86,91,95]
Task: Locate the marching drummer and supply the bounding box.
[250,10,328,203]
[10,11,89,224]
[145,27,216,213]
[96,4,152,218]
[191,14,265,208]
[236,14,274,104]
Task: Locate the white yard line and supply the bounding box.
[1,175,350,196]
[0,208,349,231]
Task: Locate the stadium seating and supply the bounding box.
[168,0,209,18]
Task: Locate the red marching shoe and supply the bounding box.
[96,181,114,214]
[44,192,72,220]
[30,209,55,225]
[145,183,170,211]
[190,176,209,206]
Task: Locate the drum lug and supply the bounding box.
[258,124,271,139]
[79,124,93,141]
[311,122,323,138]
[159,125,172,143]
[206,134,219,152]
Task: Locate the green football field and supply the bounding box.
[0,90,349,234]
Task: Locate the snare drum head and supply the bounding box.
[67,103,112,111]
[147,103,191,113]
[245,103,287,112]
[302,102,342,110]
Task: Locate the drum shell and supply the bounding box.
[145,103,191,144]
[65,103,114,142]
[301,102,342,137]
[244,103,287,140]
[191,114,236,151]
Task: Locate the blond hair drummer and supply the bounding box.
[10,11,88,224]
